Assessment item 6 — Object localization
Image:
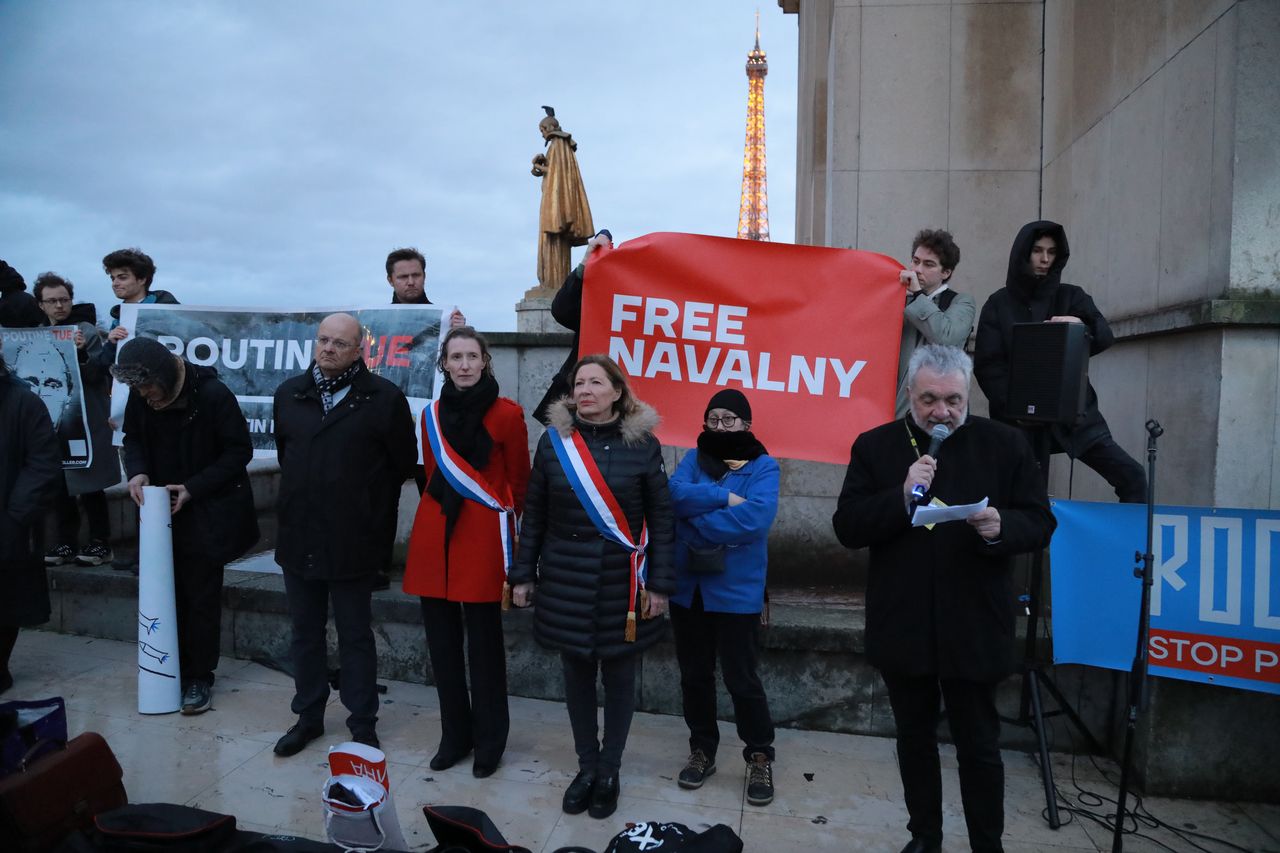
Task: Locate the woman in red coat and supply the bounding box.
[403,327,530,778]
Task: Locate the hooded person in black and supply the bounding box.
[974,221,1146,503]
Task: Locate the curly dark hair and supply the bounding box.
[910,229,960,277]
[102,248,156,289]
[385,247,426,277]
[33,272,74,303]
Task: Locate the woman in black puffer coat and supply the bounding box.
[509,354,674,821]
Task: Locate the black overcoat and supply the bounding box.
[0,369,62,626]
[122,363,258,565]
[510,399,675,660]
[973,220,1116,458]
[273,366,417,581]
[832,415,1056,682]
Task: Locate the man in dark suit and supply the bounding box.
[832,344,1056,853]
[271,312,417,755]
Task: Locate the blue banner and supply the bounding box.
[1050,500,1280,696]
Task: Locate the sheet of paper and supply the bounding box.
[912,496,989,527]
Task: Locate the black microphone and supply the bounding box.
[910,423,952,503]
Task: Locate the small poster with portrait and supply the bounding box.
[1,325,93,469]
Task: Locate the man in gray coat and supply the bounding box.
[894,229,976,418]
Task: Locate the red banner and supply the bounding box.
[579,232,905,464]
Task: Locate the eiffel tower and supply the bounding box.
[737,14,770,241]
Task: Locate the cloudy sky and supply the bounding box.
[0,2,797,331]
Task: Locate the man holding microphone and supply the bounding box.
[832,344,1055,853]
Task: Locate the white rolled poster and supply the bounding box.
[137,485,181,714]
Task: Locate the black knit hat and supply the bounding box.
[0,259,25,294]
[111,337,180,393]
[705,388,752,423]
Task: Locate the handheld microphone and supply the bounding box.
[910,423,952,503]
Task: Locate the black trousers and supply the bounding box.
[670,590,775,762]
[53,482,109,545]
[561,652,637,776]
[420,597,509,765]
[881,671,1004,853]
[173,553,225,686]
[1076,435,1147,504]
[283,571,378,734]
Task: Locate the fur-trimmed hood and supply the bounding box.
[545,397,661,446]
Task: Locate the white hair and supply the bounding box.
[906,344,972,390]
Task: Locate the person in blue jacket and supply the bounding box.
[667,388,780,807]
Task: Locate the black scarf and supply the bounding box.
[426,372,499,548]
[311,358,366,415]
[696,429,768,479]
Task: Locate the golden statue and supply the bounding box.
[531,106,595,290]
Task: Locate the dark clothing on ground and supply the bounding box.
[273,362,416,736]
[974,220,1146,502]
[0,367,60,628]
[121,363,256,685]
[832,413,1055,852]
[533,263,585,424]
[0,290,45,329]
[670,588,775,763]
[561,651,636,776]
[420,598,508,768]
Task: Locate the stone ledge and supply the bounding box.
[45,563,1109,759]
[481,331,574,347]
[1111,298,1280,341]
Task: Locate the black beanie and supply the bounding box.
[111,337,180,393]
[705,388,752,423]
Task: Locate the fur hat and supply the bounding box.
[111,337,180,393]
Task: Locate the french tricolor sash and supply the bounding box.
[421,402,517,589]
[546,427,649,641]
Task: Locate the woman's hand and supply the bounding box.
[727,492,746,507]
[511,582,535,608]
[644,590,669,619]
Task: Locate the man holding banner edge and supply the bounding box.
[832,344,1055,853]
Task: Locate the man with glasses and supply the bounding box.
[833,345,1055,853]
[271,313,417,756]
[34,273,121,567]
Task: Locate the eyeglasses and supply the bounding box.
[40,298,71,306]
[705,415,740,428]
[316,336,355,351]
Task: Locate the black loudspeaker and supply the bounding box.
[1006,321,1090,425]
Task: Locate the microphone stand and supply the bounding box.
[1110,419,1163,853]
